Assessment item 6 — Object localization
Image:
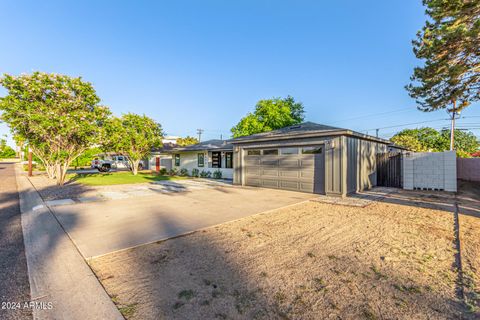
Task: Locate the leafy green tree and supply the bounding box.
[231,96,305,138]
[0,138,16,158]
[391,127,479,154]
[103,113,163,175]
[73,147,103,168]
[0,72,110,185]
[406,0,480,112]
[390,135,427,152]
[438,129,479,153]
[177,136,199,146]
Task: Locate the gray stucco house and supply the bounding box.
[230,122,393,197]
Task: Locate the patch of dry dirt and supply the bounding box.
[457,180,480,314]
[89,192,475,319]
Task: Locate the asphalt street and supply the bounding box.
[0,162,32,320]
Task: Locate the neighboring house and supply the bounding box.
[171,140,234,179]
[162,135,180,145]
[148,143,177,171]
[229,122,395,197]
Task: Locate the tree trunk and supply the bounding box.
[45,164,56,179]
[55,162,70,186]
[131,159,140,175]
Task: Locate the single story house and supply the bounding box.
[171,140,234,179]
[229,122,395,197]
[147,142,177,171]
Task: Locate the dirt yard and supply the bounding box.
[457,180,480,314]
[89,187,479,319]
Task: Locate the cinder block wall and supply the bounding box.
[457,158,480,182]
[403,151,457,192]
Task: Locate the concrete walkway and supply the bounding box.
[14,165,123,320]
[50,186,314,258]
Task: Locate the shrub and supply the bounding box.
[456,150,472,158]
[191,168,199,177]
[200,170,211,178]
[179,168,189,176]
[159,168,168,175]
[169,168,178,176]
[212,169,222,179]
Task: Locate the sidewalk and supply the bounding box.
[14,164,123,320]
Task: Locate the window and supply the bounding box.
[211,152,221,168]
[263,149,278,155]
[281,147,299,155]
[117,156,124,161]
[225,152,233,168]
[174,154,180,166]
[247,150,261,156]
[197,153,205,167]
[302,146,323,154]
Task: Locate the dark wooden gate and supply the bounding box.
[377,152,402,188]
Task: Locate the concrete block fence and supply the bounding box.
[403,151,457,192]
[457,158,480,182]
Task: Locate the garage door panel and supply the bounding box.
[300,182,314,192]
[279,170,300,178]
[244,149,323,194]
[300,159,314,166]
[245,178,260,186]
[262,179,279,188]
[245,159,261,166]
[280,180,299,190]
[261,160,278,166]
[261,169,279,177]
[278,159,300,167]
[300,171,314,179]
[245,167,260,175]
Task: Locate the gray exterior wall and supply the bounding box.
[345,137,388,194]
[233,134,389,196]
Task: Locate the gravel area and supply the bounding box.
[89,189,476,319]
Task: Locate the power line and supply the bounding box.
[362,118,449,132]
[328,107,414,124]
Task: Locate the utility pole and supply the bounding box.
[28,147,33,177]
[376,129,379,138]
[196,129,204,142]
[449,100,460,151]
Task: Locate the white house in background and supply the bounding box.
[162,136,180,144]
[171,140,234,179]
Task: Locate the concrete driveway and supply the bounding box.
[50,186,314,258]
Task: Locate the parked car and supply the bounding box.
[91,154,145,172]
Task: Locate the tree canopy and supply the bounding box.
[177,136,199,146]
[406,0,480,112]
[391,127,479,155]
[0,72,110,184]
[103,113,163,175]
[0,138,16,158]
[231,96,305,138]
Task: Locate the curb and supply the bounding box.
[15,165,124,320]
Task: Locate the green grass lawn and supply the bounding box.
[68,171,187,186]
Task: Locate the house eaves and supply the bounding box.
[230,129,391,145]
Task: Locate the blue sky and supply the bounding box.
[1,0,479,146]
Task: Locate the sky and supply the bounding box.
[0,0,479,147]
